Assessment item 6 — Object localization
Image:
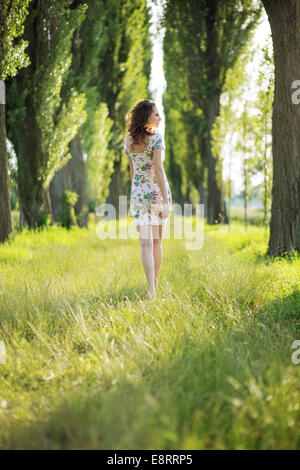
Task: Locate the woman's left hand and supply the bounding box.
[158,202,170,219]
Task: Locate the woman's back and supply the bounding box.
[123,131,172,222]
[124,133,160,182]
[125,133,152,154]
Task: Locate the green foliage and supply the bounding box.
[0,0,32,80]
[76,205,89,228]
[85,102,114,206]
[211,29,274,228]
[211,48,252,206]
[58,190,79,230]
[235,101,260,207]
[32,0,88,189]
[71,0,152,202]
[41,89,87,189]
[252,34,274,222]
[36,211,51,229]
[162,0,263,203]
[6,0,88,227]
[114,0,152,181]
[117,0,152,144]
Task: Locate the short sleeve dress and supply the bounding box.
[124,131,172,226]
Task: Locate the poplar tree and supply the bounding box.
[0,0,31,242]
[50,0,113,227]
[252,37,274,227]
[262,0,300,255]
[235,101,258,229]
[211,49,250,228]
[6,0,87,229]
[162,0,262,224]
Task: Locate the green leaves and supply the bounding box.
[43,89,87,189]
[163,0,264,204]
[85,101,114,206]
[0,0,32,80]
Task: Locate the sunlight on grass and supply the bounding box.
[0,218,299,449]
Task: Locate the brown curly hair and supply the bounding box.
[125,99,157,150]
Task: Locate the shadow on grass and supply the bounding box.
[91,284,149,307]
[257,288,300,324]
[251,249,300,267]
[2,286,299,450]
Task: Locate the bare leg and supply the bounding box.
[139,225,156,295]
[152,224,163,290]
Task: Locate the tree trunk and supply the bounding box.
[295,199,300,251]
[244,186,248,229]
[205,95,224,225]
[106,160,127,219]
[263,121,268,227]
[167,141,184,209]
[220,182,229,224]
[15,100,46,228]
[49,162,71,221]
[19,204,25,231]
[198,178,207,218]
[68,133,88,227]
[43,187,55,225]
[50,133,88,227]
[198,134,208,218]
[0,68,12,243]
[262,0,300,256]
[6,2,49,229]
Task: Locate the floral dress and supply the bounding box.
[124,131,172,226]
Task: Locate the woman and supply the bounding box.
[124,99,172,300]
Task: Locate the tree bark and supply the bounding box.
[220,181,229,225]
[50,133,88,227]
[49,162,71,221]
[43,187,55,225]
[262,0,300,256]
[19,204,25,231]
[68,133,88,227]
[106,160,127,219]
[198,159,208,218]
[6,2,48,229]
[0,62,12,243]
[205,94,224,225]
[15,95,46,228]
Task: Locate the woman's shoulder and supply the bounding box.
[154,130,164,141]
[152,131,165,149]
[124,135,132,149]
[124,132,162,151]
[154,130,162,138]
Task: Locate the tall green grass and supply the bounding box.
[0,216,299,449]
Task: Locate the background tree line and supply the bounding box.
[1,0,300,257]
[1,0,152,235]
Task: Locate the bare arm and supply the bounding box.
[125,138,134,182]
[152,148,168,203]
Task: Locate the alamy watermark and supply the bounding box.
[291,80,300,104]
[291,340,300,365]
[95,198,204,251]
[0,341,6,364]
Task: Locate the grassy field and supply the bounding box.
[228,206,271,226]
[0,213,299,449]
